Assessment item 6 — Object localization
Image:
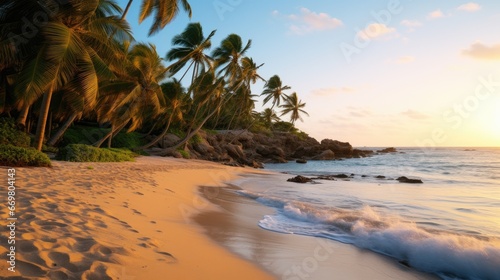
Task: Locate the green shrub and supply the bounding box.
[190,133,203,144]
[57,144,136,162]
[177,149,190,159]
[62,126,145,149]
[111,131,145,149]
[0,144,51,167]
[0,118,31,147]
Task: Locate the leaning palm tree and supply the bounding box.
[166,22,216,84]
[261,108,280,129]
[280,92,309,125]
[120,0,192,36]
[212,34,252,88]
[94,43,167,147]
[261,75,291,109]
[10,0,131,150]
[134,80,187,150]
[162,70,226,151]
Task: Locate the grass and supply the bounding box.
[57,144,137,162]
[0,144,52,167]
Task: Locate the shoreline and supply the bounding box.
[0,157,273,279]
[195,172,440,280]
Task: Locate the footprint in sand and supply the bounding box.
[134,191,144,196]
[156,251,177,264]
[15,260,47,277]
[48,270,70,280]
[47,252,78,272]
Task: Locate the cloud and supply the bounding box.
[428,9,445,19]
[356,23,396,40]
[396,56,415,64]
[401,110,429,120]
[312,87,355,97]
[288,8,342,35]
[400,20,422,28]
[457,2,481,12]
[462,42,500,60]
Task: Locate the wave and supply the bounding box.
[241,191,500,280]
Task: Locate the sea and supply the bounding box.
[233,147,500,280]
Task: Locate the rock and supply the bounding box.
[312,149,335,160]
[311,175,335,181]
[332,174,349,179]
[397,176,423,184]
[375,175,386,179]
[161,133,181,148]
[193,141,215,156]
[378,147,397,153]
[296,159,307,164]
[361,175,368,178]
[320,139,353,157]
[287,175,313,183]
[224,143,246,162]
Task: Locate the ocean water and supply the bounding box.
[234,148,500,280]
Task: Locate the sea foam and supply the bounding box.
[246,190,500,280]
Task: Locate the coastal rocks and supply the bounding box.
[287,175,313,183]
[397,176,423,184]
[312,149,335,160]
[378,147,397,153]
[153,129,393,168]
[320,139,353,157]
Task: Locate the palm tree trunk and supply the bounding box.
[34,84,55,151]
[93,120,128,148]
[134,114,174,151]
[166,106,218,151]
[16,104,29,131]
[47,112,78,146]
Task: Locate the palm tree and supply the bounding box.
[162,70,226,151]
[9,0,131,150]
[166,22,216,84]
[280,92,309,125]
[225,57,264,129]
[261,75,290,109]
[261,108,280,129]
[134,80,186,150]
[120,0,192,36]
[212,34,251,88]
[94,43,167,147]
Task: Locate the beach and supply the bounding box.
[0,157,273,279]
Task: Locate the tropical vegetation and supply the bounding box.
[0,0,309,165]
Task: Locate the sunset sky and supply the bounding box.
[125,0,500,147]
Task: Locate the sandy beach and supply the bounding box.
[0,157,273,279]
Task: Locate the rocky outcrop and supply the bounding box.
[397,176,423,184]
[287,175,313,183]
[378,147,397,153]
[150,129,388,168]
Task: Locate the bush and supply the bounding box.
[57,144,136,162]
[62,126,145,149]
[0,118,31,147]
[0,144,51,167]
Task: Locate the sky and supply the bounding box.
[123,0,500,147]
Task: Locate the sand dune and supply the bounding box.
[0,157,273,279]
